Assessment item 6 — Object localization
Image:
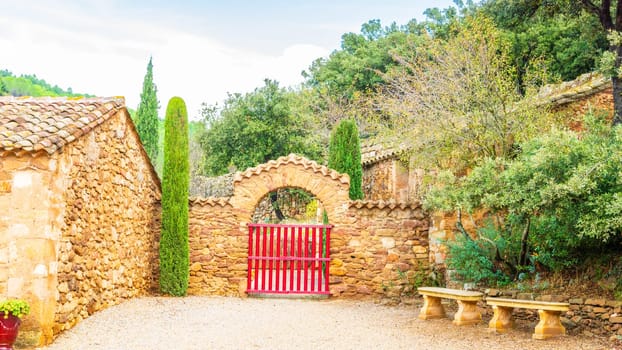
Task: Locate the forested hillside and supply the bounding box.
[0,69,91,97]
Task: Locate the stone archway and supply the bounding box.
[229,154,350,226]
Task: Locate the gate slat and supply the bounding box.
[261,225,267,292]
[268,226,274,291]
[283,227,289,292]
[296,226,302,291]
[289,226,295,292]
[254,226,260,291]
[304,226,309,292]
[275,225,281,292]
[311,227,316,292]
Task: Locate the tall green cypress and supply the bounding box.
[328,119,364,200]
[136,57,160,164]
[160,97,189,296]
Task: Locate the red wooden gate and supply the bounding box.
[247,223,331,295]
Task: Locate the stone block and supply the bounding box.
[569,298,583,305]
[606,300,622,308]
[585,298,606,306]
[611,316,622,324]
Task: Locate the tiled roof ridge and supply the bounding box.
[537,72,611,107]
[360,139,409,165]
[348,199,422,210]
[233,153,350,185]
[0,96,125,155]
[188,196,232,207]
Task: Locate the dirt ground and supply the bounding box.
[37,296,619,350]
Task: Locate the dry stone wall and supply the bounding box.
[54,109,161,335]
[188,198,243,296]
[331,201,429,301]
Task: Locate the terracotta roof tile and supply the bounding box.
[360,139,409,166]
[188,197,232,207]
[233,153,350,185]
[0,96,124,155]
[348,199,422,210]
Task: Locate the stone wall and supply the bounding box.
[331,201,429,301]
[0,153,66,346]
[363,160,395,201]
[187,154,430,302]
[554,88,614,130]
[362,158,424,203]
[54,109,161,336]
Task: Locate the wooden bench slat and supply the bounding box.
[486,297,569,311]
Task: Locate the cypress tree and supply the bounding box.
[160,97,189,296]
[328,119,364,200]
[136,57,160,164]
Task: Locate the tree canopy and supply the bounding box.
[198,79,323,175]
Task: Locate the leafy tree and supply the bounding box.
[483,0,622,124]
[370,14,556,173]
[160,97,189,296]
[328,119,363,200]
[135,57,160,164]
[482,0,607,89]
[0,79,6,95]
[198,79,323,176]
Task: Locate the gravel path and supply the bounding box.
[40,296,613,350]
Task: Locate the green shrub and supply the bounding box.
[160,97,189,296]
[445,227,511,286]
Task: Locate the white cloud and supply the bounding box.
[0,6,330,119]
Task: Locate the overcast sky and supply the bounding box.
[0,0,456,119]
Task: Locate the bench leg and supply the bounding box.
[488,305,514,333]
[453,300,482,325]
[418,295,445,320]
[533,309,566,340]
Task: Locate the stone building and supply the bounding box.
[0,97,161,347]
[361,141,424,203]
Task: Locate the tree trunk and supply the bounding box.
[518,217,531,267]
[270,192,285,221]
[456,209,472,240]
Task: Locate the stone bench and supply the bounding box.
[417,287,484,325]
[486,297,569,340]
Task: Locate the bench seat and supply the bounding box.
[417,287,484,325]
[486,297,570,340]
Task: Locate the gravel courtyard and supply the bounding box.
[41,296,613,350]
